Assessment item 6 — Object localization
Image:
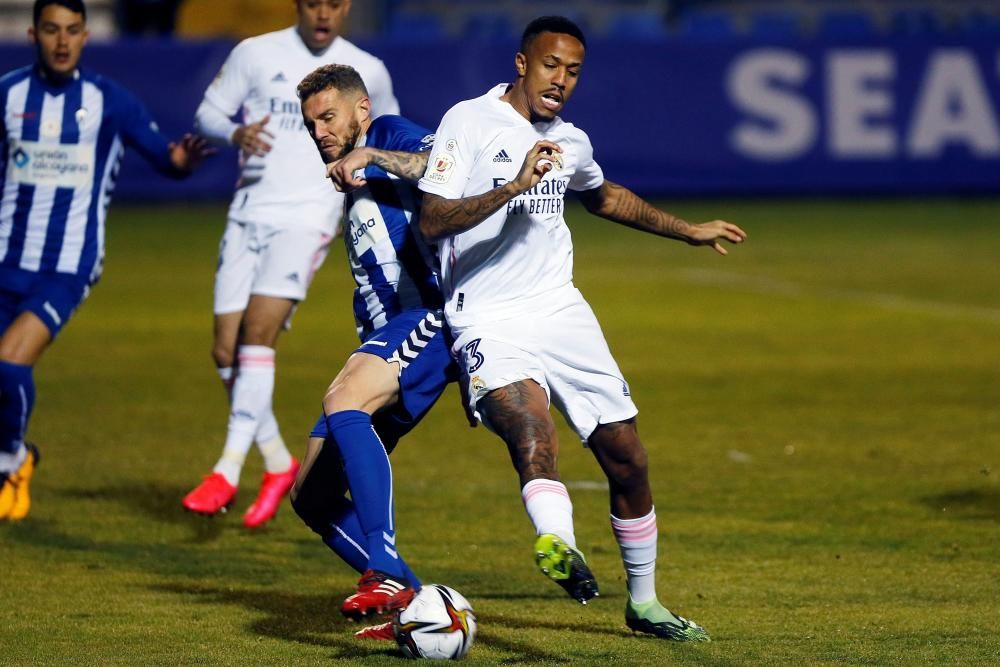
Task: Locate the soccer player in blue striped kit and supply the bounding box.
[290,64,457,637]
[0,0,209,520]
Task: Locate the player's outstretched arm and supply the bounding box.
[578,180,747,255]
[420,140,561,242]
[327,147,429,192]
[168,134,216,173]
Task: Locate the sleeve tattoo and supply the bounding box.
[367,149,429,184]
[421,184,519,241]
[586,180,694,241]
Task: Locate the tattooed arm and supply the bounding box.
[420,139,562,242]
[577,180,748,255]
[326,147,429,191]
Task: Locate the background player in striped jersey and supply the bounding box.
[183,0,400,528]
[289,64,456,636]
[0,0,209,521]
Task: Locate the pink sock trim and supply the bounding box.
[522,479,570,505]
[611,510,658,544]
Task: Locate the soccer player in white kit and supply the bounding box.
[416,17,747,640]
[182,0,399,528]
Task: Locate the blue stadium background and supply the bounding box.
[2,0,998,199]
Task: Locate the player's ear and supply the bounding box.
[27,26,36,43]
[356,95,371,121]
[514,52,527,78]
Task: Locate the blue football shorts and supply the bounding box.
[309,309,458,449]
[0,267,90,338]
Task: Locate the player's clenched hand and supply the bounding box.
[686,220,748,256]
[232,115,274,157]
[512,140,562,194]
[327,147,372,192]
[168,133,215,172]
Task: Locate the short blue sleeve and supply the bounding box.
[366,115,435,154]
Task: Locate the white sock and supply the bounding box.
[258,432,293,474]
[250,384,291,473]
[213,345,275,486]
[256,409,279,444]
[0,442,26,475]
[521,479,577,549]
[611,507,659,604]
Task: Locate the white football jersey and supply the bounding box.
[202,27,398,233]
[418,84,604,327]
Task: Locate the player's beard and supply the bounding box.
[320,117,363,164]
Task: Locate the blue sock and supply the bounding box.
[322,499,370,574]
[326,409,406,580]
[0,361,34,461]
[323,499,421,588]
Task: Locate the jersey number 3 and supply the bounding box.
[464,338,485,373]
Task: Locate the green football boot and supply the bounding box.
[625,597,710,642]
[533,533,599,604]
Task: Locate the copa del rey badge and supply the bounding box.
[425,152,454,184]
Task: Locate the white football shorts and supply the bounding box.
[450,287,638,442]
[213,219,332,315]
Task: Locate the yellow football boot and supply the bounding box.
[1,443,39,521]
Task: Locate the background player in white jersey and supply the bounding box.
[182,0,400,528]
[416,16,747,641]
[0,0,209,521]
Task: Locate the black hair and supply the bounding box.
[33,0,87,25]
[520,15,586,53]
[297,64,369,102]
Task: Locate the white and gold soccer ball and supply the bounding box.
[393,584,477,660]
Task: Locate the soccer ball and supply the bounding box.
[393,584,477,660]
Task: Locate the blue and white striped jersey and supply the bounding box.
[345,115,441,340]
[1,65,178,285]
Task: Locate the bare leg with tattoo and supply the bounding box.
[479,379,599,603]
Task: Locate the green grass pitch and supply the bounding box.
[1,198,998,665]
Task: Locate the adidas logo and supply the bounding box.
[285,272,300,283]
[271,72,287,82]
[493,149,513,163]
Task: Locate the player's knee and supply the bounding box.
[619,448,649,487]
[290,488,324,534]
[590,420,649,480]
[322,383,347,414]
[241,317,280,346]
[602,453,648,495]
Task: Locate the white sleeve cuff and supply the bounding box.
[194,99,239,145]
